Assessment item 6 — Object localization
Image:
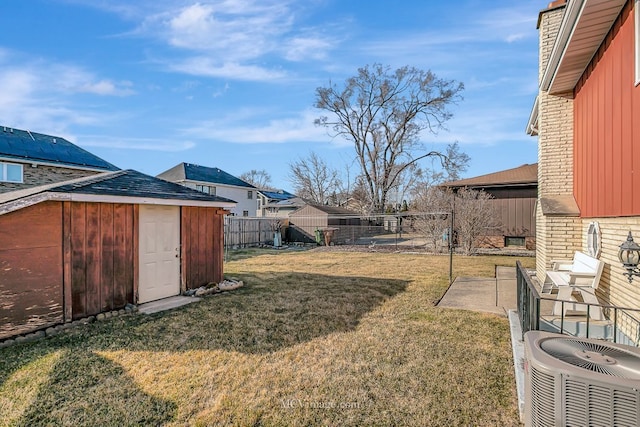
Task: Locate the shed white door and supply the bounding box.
[138,205,180,303]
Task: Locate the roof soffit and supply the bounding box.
[542,0,627,94]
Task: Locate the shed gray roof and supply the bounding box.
[0,169,236,216]
[157,163,255,189]
[291,204,360,216]
[0,126,119,171]
[51,169,237,202]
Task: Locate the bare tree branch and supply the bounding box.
[315,64,465,213]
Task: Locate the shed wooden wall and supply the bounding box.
[289,205,328,239]
[0,202,63,339]
[65,202,136,319]
[574,0,640,217]
[453,186,537,239]
[182,206,224,289]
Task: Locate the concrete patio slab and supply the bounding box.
[138,295,202,315]
[437,266,517,316]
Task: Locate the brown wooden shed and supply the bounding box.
[0,170,236,340]
[288,204,362,244]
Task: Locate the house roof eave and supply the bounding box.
[526,95,539,136]
[542,0,627,94]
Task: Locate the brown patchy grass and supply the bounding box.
[0,250,534,426]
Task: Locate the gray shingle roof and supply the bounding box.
[157,163,255,189]
[51,169,237,203]
[0,126,119,171]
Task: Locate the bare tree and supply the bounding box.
[347,175,374,214]
[442,142,470,182]
[411,186,452,252]
[315,63,465,213]
[454,187,500,255]
[288,152,339,204]
[239,169,272,189]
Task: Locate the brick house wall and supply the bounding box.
[0,163,101,193]
[535,4,583,283]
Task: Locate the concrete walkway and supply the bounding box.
[437,266,517,316]
[437,266,525,421]
[138,295,202,315]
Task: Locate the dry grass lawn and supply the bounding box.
[0,249,534,426]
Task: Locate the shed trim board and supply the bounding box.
[67,193,236,209]
[0,192,235,217]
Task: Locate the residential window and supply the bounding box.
[636,0,640,85]
[1,162,23,183]
[247,190,253,199]
[195,184,216,195]
[243,210,249,217]
[504,236,525,247]
[587,222,601,258]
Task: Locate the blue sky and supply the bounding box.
[0,0,542,190]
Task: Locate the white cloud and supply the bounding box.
[283,36,333,62]
[183,109,337,144]
[477,7,538,44]
[128,1,336,80]
[77,135,196,151]
[168,58,287,81]
[427,105,535,147]
[78,79,135,96]
[0,52,135,133]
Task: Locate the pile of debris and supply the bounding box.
[184,278,244,297]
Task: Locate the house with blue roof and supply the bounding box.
[157,162,256,216]
[257,189,305,217]
[0,126,119,193]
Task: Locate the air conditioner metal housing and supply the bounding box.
[524,331,640,427]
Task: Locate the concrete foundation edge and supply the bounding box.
[508,309,525,422]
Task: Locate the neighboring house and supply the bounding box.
[528,1,638,312]
[157,163,255,217]
[441,163,538,250]
[0,126,119,193]
[289,204,362,244]
[0,169,235,340]
[257,189,305,217]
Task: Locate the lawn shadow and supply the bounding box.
[7,348,176,426]
[84,272,409,355]
[0,271,407,420]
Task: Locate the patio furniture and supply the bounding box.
[544,251,604,320]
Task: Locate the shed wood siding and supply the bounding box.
[0,202,63,339]
[493,197,536,237]
[67,202,135,319]
[182,206,224,289]
[289,205,327,239]
[483,187,537,237]
[574,1,640,217]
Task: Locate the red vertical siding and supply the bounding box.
[575,2,640,217]
[0,202,63,339]
[67,202,135,319]
[181,207,225,289]
[100,204,114,312]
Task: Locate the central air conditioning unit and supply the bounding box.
[524,331,640,427]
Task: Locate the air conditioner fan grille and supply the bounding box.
[540,337,640,378]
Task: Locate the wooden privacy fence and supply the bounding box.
[224,217,281,248]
